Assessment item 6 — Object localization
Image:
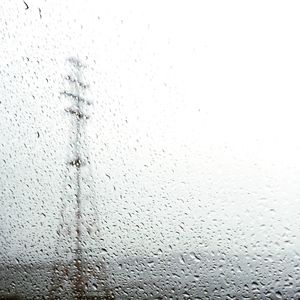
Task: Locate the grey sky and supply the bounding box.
[1,0,300,262]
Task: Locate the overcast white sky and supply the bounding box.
[1,0,300,261]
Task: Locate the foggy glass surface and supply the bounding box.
[1,1,300,299]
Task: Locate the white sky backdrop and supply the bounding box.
[1,0,300,261]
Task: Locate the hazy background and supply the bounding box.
[1,0,300,264]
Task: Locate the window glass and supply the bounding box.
[1,1,300,299]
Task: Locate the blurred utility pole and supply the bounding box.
[49,57,114,300]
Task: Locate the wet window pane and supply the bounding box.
[1,1,300,299]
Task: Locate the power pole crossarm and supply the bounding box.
[65,107,89,120]
[60,91,92,105]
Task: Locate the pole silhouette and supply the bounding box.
[50,57,114,299]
